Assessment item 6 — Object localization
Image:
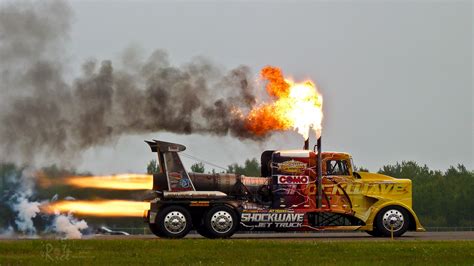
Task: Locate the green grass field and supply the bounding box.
[0,239,473,265]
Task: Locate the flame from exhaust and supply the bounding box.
[245,66,323,140]
[42,200,148,217]
[64,174,153,190]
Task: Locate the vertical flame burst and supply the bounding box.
[245,66,323,140]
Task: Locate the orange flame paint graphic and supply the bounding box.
[42,200,148,217]
[245,66,323,140]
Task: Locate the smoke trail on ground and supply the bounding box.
[0,0,264,165]
[2,167,88,239]
[4,167,41,235]
[9,193,41,234]
[0,226,14,237]
[52,213,88,239]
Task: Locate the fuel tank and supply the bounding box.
[188,173,271,195]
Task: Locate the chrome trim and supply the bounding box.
[382,209,404,232]
[210,211,233,234]
[163,211,187,234]
[163,191,227,199]
[149,211,157,224]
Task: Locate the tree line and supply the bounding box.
[377,162,473,227]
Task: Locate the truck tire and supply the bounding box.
[374,206,409,237]
[149,222,165,237]
[365,230,382,237]
[196,226,213,238]
[155,205,192,238]
[203,205,238,238]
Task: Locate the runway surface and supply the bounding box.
[86,231,474,241]
[1,231,473,241]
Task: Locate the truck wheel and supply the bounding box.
[149,222,165,237]
[203,206,238,238]
[196,226,213,238]
[155,205,192,238]
[365,230,382,237]
[375,206,409,237]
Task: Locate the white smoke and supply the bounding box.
[0,225,14,238]
[5,168,89,239]
[10,193,41,234]
[52,213,88,239]
[7,167,41,235]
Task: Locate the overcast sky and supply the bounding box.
[62,1,472,174]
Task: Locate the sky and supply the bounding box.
[59,0,472,174]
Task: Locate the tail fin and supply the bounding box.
[145,140,195,192]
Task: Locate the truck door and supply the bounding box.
[323,158,354,214]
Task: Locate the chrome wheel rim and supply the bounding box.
[210,211,233,234]
[164,211,187,234]
[382,209,404,232]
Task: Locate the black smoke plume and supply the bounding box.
[0,1,263,163]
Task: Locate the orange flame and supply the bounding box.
[64,174,152,190]
[42,200,148,217]
[246,66,323,139]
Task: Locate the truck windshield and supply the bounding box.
[326,160,350,176]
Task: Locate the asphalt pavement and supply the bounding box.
[2,231,473,240]
[86,231,474,241]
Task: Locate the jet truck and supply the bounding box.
[144,139,424,238]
